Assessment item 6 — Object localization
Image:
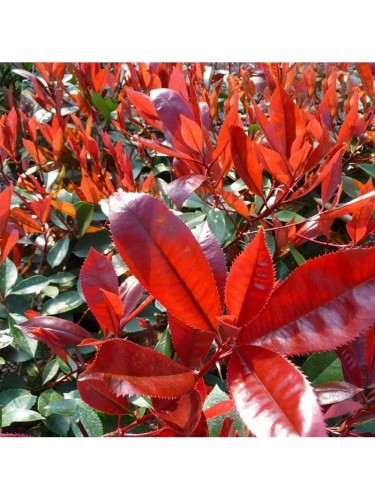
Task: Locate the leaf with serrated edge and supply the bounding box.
[78,338,196,399]
[109,192,221,332]
[226,228,274,327]
[237,246,375,355]
[227,345,327,437]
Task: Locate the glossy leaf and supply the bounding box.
[192,221,227,306]
[0,185,12,237]
[78,377,131,415]
[230,126,263,197]
[167,174,208,209]
[168,313,214,370]
[268,83,301,158]
[20,316,92,345]
[151,389,202,436]
[109,192,222,332]
[237,246,375,355]
[78,338,196,398]
[254,142,292,186]
[225,228,274,327]
[227,345,327,437]
[80,248,124,335]
[314,381,362,406]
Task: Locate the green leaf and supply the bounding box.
[90,90,112,123]
[73,229,113,258]
[10,275,51,295]
[357,163,375,179]
[43,398,78,417]
[206,208,231,245]
[203,385,245,437]
[72,402,103,437]
[9,316,38,358]
[275,210,305,223]
[47,235,70,268]
[41,291,84,315]
[0,389,42,427]
[301,352,344,385]
[38,389,70,436]
[48,272,76,284]
[38,389,63,417]
[41,359,60,385]
[285,242,306,266]
[0,258,18,296]
[178,211,206,229]
[155,327,171,357]
[75,202,94,237]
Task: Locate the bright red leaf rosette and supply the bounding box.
[75,191,375,437]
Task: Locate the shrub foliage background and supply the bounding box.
[0,62,375,437]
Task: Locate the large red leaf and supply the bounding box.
[80,248,124,336]
[225,228,274,327]
[230,126,263,197]
[78,338,196,398]
[78,377,131,415]
[227,345,327,437]
[20,316,92,346]
[237,246,375,355]
[109,192,222,332]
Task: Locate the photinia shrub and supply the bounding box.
[1,62,375,437]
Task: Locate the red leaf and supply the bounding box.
[78,338,196,398]
[337,92,359,144]
[19,316,92,346]
[166,174,208,209]
[136,136,195,162]
[356,63,374,99]
[225,228,274,327]
[180,114,205,157]
[220,189,249,218]
[0,185,12,237]
[346,178,375,243]
[314,381,363,406]
[237,246,375,355]
[230,126,263,197]
[213,93,242,175]
[192,221,227,306]
[151,389,202,436]
[20,327,69,362]
[168,313,214,370]
[253,100,287,160]
[321,150,343,204]
[253,142,292,186]
[150,88,195,152]
[324,400,364,420]
[227,345,327,436]
[78,377,131,415]
[204,399,236,420]
[126,89,162,130]
[109,192,222,332]
[118,275,145,320]
[268,83,302,158]
[80,248,124,336]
